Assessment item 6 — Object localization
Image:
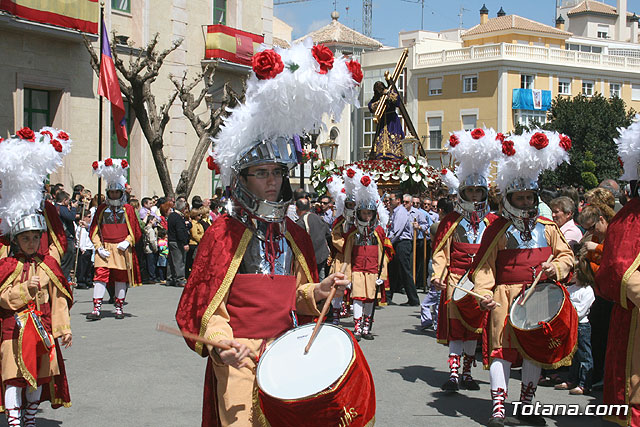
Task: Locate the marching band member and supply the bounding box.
[595,117,640,426]
[473,130,574,426]
[341,170,393,340]
[87,159,142,320]
[431,128,501,392]
[0,129,72,426]
[176,42,361,426]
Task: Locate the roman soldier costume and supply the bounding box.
[176,41,362,426]
[341,170,393,340]
[595,116,640,426]
[87,159,142,320]
[472,130,574,427]
[0,128,73,426]
[432,127,501,392]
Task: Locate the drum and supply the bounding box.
[451,276,486,333]
[508,282,578,368]
[256,323,376,427]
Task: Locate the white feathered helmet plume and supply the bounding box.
[440,168,459,195]
[497,129,571,235]
[0,126,73,238]
[354,172,388,230]
[92,158,129,207]
[210,38,362,224]
[326,174,345,218]
[615,114,640,182]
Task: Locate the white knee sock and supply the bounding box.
[363,302,374,317]
[521,359,541,387]
[115,281,127,300]
[449,340,463,356]
[489,358,511,393]
[353,300,363,319]
[4,385,22,426]
[93,281,107,299]
[24,385,42,425]
[462,340,477,356]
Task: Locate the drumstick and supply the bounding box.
[450,282,501,307]
[519,254,554,306]
[156,323,257,361]
[304,264,348,354]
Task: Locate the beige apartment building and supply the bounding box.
[360,0,640,168]
[0,0,280,198]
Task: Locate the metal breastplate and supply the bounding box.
[239,233,293,275]
[453,217,487,245]
[505,222,548,249]
[102,206,126,224]
[355,233,378,247]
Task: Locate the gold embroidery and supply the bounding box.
[620,253,640,310]
[433,215,463,255]
[52,325,71,334]
[36,256,72,301]
[0,261,24,295]
[17,316,38,389]
[625,309,637,424]
[286,232,313,283]
[471,221,511,283]
[548,338,562,349]
[338,407,359,426]
[43,211,64,257]
[195,229,252,356]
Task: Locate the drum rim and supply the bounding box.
[508,281,567,332]
[256,323,356,402]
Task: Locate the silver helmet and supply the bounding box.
[11,213,46,239]
[356,198,378,236]
[502,177,539,238]
[230,136,297,223]
[343,195,356,225]
[456,172,488,223]
[106,181,126,207]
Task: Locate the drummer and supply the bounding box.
[473,130,574,427]
[431,127,501,392]
[175,45,357,427]
[341,171,393,340]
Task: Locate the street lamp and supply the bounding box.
[319,139,339,161]
[300,128,321,190]
[402,137,420,157]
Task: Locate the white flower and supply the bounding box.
[382,175,390,181]
[313,160,322,168]
[412,173,422,182]
[417,157,427,167]
[410,166,417,173]
[401,173,410,181]
[392,174,399,180]
[409,155,416,165]
[312,180,318,188]
[327,161,335,170]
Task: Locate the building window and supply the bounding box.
[610,83,621,98]
[428,78,442,96]
[213,0,226,24]
[566,43,602,53]
[427,117,442,150]
[112,0,130,13]
[514,110,547,126]
[397,69,406,100]
[463,75,477,93]
[363,112,375,149]
[597,25,609,39]
[521,74,534,89]
[461,114,477,131]
[23,88,50,130]
[582,81,594,97]
[632,84,640,101]
[558,78,571,95]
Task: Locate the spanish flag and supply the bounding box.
[0,0,99,34]
[205,25,264,66]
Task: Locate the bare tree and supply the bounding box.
[170,66,245,198]
[83,33,182,197]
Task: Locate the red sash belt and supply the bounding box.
[1,302,51,340]
[496,247,552,285]
[226,274,296,339]
[352,245,378,274]
[101,223,129,243]
[450,242,479,276]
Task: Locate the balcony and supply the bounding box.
[415,42,640,72]
[204,24,264,67]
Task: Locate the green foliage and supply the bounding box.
[538,93,634,188]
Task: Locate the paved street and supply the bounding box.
[22,285,616,427]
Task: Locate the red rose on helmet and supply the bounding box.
[121,159,128,168]
[449,134,459,147]
[346,168,356,178]
[92,161,99,170]
[51,139,63,152]
[502,140,516,156]
[327,177,333,183]
[206,156,220,174]
[346,60,363,83]
[559,135,572,151]
[361,175,371,186]
[441,169,448,175]
[496,133,505,143]
[312,44,334,74]
[251,49,284,80]
[57,131,69,141]
[0,137,3,143]
[471,128,485,139]
[105,158,113,166]
[16,127,35,142]
[341,188,346,193]
[529,132,549,150]
[40,130,53,140]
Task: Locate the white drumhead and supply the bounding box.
[510,282,564,330]
[256,323,354,400]
[452,277,474,301]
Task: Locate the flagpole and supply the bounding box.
[97,2,104,198]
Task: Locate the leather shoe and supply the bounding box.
[400,302,419,306]
[516,413,546,426]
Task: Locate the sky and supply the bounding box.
[274,0,639,47]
